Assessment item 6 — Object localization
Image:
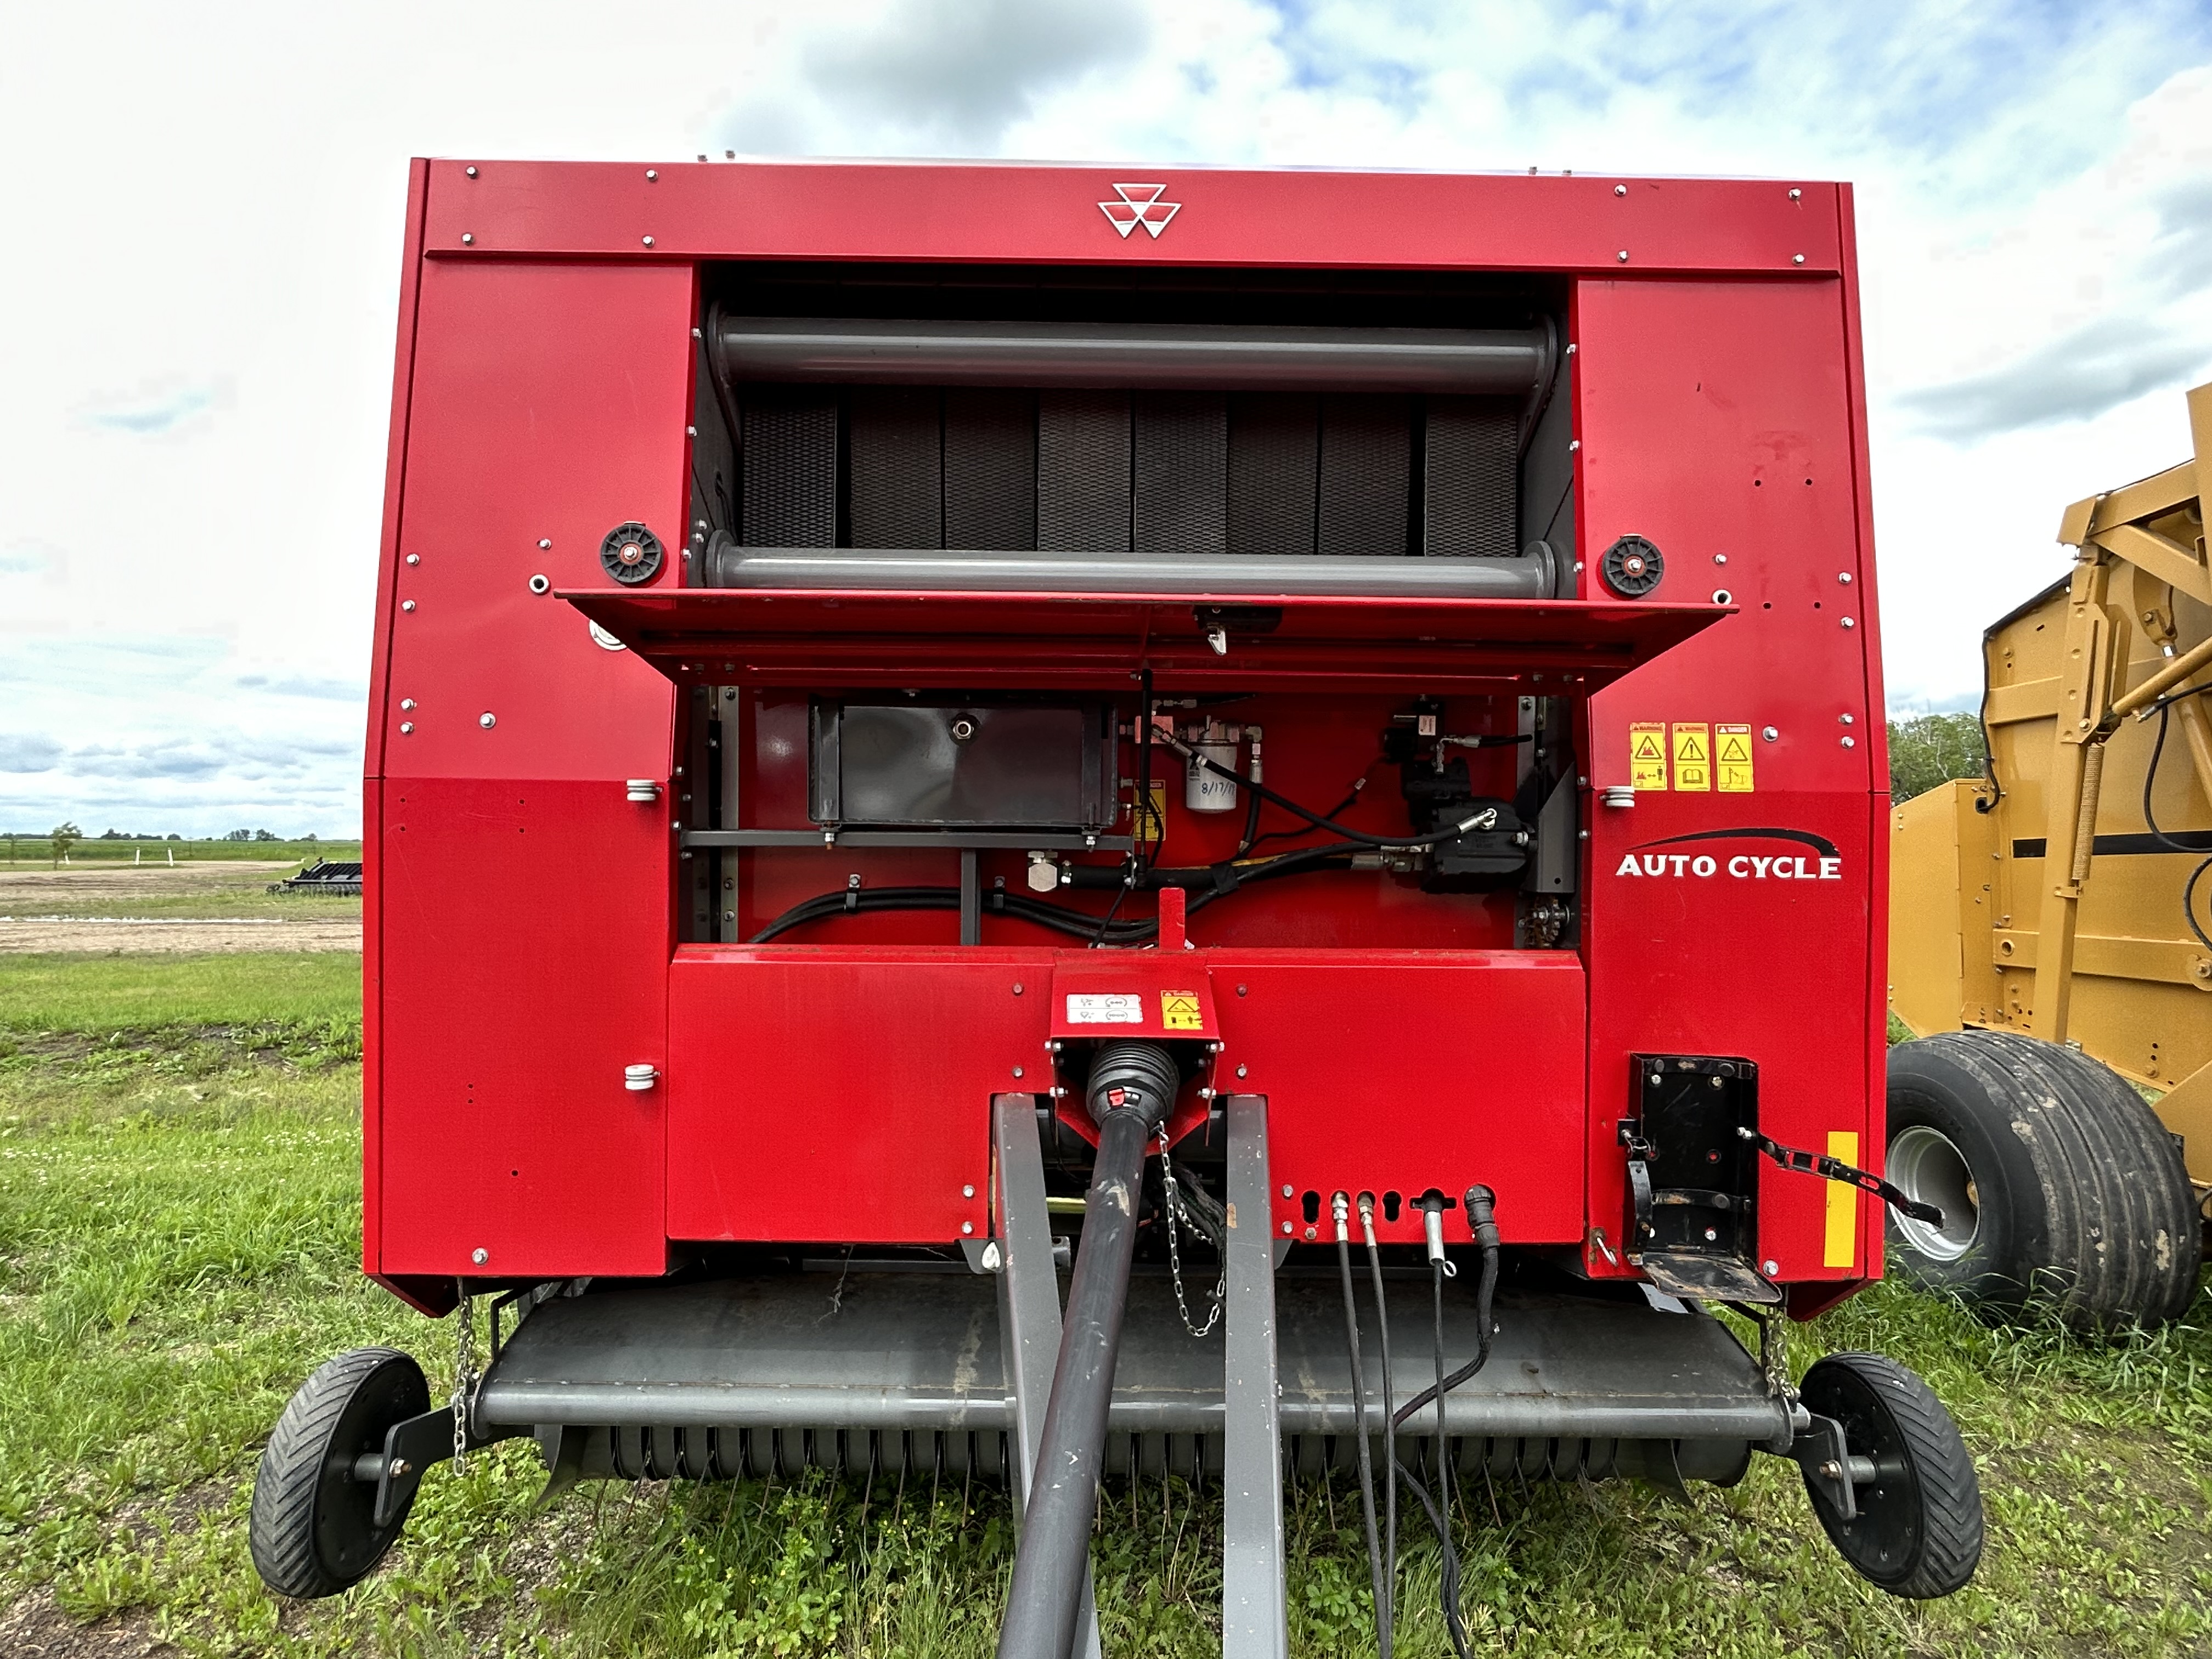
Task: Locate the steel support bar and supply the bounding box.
[1221,1095,1288,1659]
[992,1096,1101,1659]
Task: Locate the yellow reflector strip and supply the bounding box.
[1824,1131,1860,1268]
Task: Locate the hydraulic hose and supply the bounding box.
[1385,1186,1502,1659]
[1334,1194,1391,1659]
[1359,1195,1396,1654]
[998,1042,1178,1659]
[1161,733,1496,851]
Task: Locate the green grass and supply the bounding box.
[0,953,360,1037]
[0,955,2205,1655]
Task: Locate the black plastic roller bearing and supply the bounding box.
[599,521,665,585]
[1598,534,1664,598]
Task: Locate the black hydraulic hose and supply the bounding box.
[1334,1196,1392,1659]
[2141,703,2212,952]
[999,1042,1177,1659]
[1385,1188,1502,1659]
[1164,735,1492,850]
[748,843,1359,945]
[1359,1197,1396,1652]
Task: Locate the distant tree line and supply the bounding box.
[1888,712,1988,804]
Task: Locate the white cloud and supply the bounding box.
[2,0,2209,820]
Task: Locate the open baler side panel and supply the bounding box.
[362,161,1883,1307]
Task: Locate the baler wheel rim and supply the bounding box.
[1796,1351,1982,1599]
[249,1346,429,1599]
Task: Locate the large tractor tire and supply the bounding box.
[1884,1031,2199,1331]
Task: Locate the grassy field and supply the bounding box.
[0,955,2205,1656]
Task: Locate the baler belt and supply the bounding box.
[848,387,943,549]
[1133,391,1229,555]
[1317,394,1412,556]
[1423,399,1519,557]
[1038,390,1132,552]
[944,388,1037,551]
[1227,393,1319,555]
[740,388,838,547]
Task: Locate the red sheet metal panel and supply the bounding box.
[666,949,1045,1243]
[368,256,691,1281]
[376,779,670,1279]
[418,160,1838,275]
[1210,953,1588,1245]
[1578,276,1880,1284]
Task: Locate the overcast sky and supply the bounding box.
[3,1,2209,837]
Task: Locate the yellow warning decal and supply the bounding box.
[1671,723,1711,792]
[1629,723,1668,791]
[1716,724,1756,793]
[1160,991,1204,1031]
[1824,1131,1860,1267]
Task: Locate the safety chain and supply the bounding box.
[451,1288,479,1474]
[1158,1128,1225,1338]
[1754,1308,1795,1403]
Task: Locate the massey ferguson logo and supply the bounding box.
[1615,828,1843,882]
[1098,183,1181,239]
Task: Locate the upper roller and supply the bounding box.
[712,315,1557,395]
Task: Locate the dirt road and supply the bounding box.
[0,862,361,952]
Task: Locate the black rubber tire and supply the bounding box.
[250,1347,430,1599]
[1798,1352,1982,1599]
[1885,1031,2199,1331]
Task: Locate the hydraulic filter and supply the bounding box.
[1185,722,1241,812]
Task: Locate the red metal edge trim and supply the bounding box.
[362,159,430,1281]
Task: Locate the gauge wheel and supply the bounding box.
[249,1347,430,1598]
[1798,1351,1982,1599]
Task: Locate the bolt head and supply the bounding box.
[1235,1064,1248,1078]
[1617,249,1629,262]
[1788,188,1801,200]
[1762,726,1779,742]
[1712,553,1727,565]
[1012,1065,1024,1079]
[400,599,415,612]
[962,1184,975,1199]
[961,1221,974,1235]
[460,233,474,245]
[479,712,496,729]
[405,552,420,566]
[471,1247,488,1265]
[399,721,414,735]
[465,165,478,178]
[641,235,654,247]
[1763,1259,1780,1274]
[1614,183,1627,196]
[1841,616,1855,629]
[400,698,416,710]
[1842,736,1856,748]
[1282,1222,1293,1235]
[1281,1184,1294,1198]
[1793,253,1805,264]
[645,168,657,181]
[1011,982,1023,995]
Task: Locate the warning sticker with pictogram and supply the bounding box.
[1716,724,1756,792]
[1160,991,1204,1031]
[1629,723,1669,791]
[1672,723,1711,792]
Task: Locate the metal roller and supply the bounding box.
[714,315,1556,396]
[702,543,1560,597]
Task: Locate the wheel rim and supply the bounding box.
[1887,1125,1979,1262]
[1798,1361,1924,1587]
